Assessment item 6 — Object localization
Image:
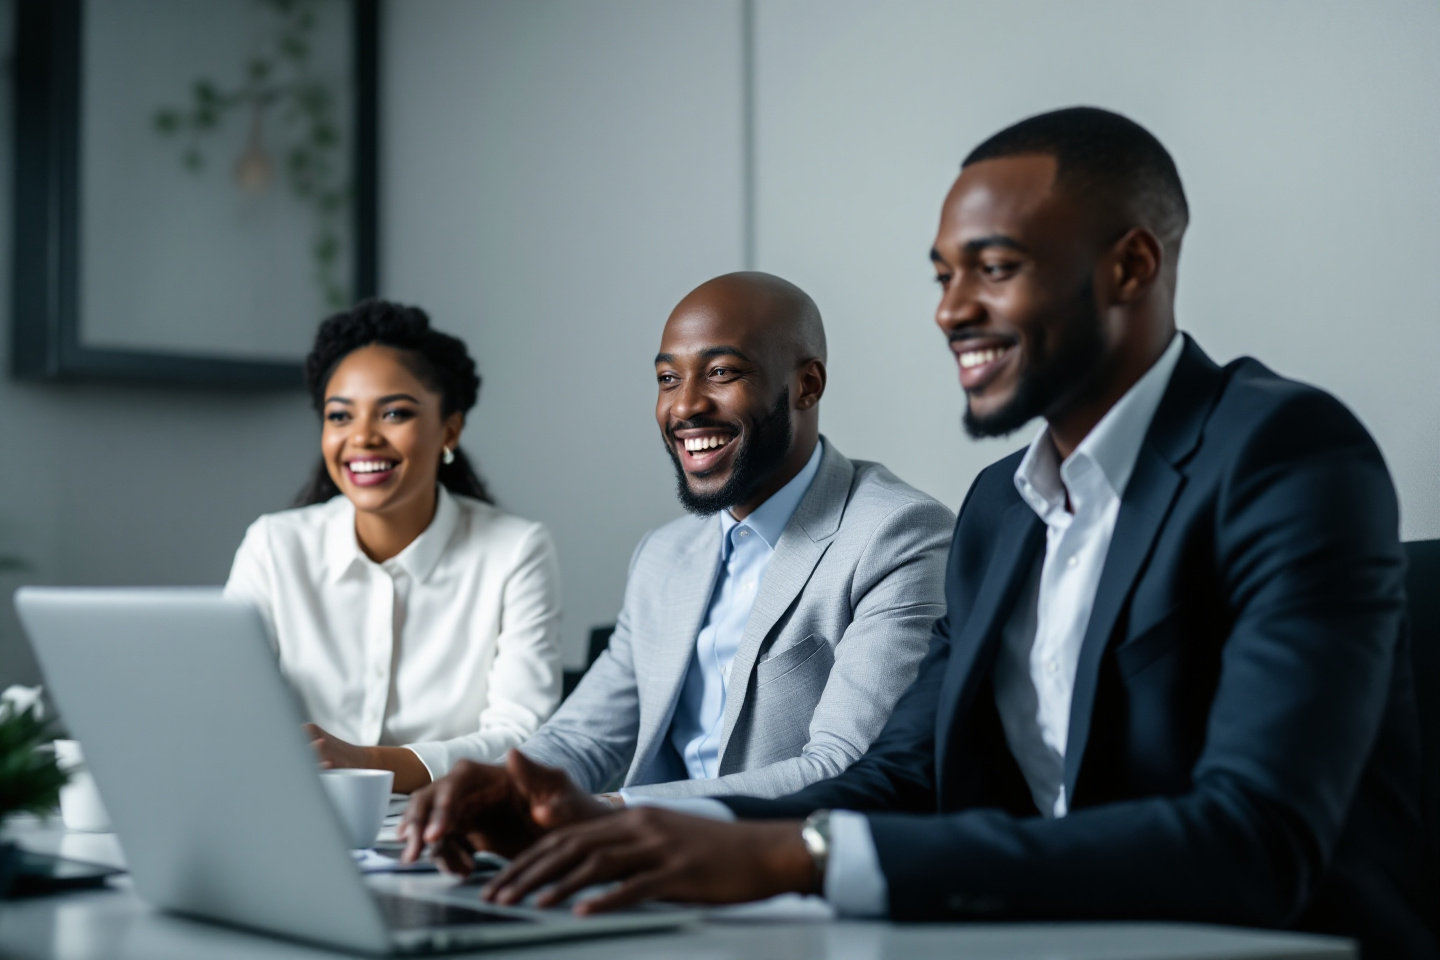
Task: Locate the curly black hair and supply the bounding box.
[295,299,493,506]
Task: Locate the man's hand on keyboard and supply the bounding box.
[399,750,612,873]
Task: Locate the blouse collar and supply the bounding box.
[323,485,461,584]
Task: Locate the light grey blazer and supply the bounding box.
[521,440,954,799]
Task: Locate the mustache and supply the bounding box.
[665,417,740,442]
[947,329,1019,346]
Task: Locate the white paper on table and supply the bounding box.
[351,848,438,874]
[704,893,836,922]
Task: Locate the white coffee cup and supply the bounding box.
[53,739,112,833]
[320,769,394,850]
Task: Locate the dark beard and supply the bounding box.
[962,278,1106,439]
[666,389,793,516]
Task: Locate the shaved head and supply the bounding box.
[669,271,827,367]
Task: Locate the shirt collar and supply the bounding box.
[1014,332,1185,520]
[323,485,461,583]
[718,440,825,554]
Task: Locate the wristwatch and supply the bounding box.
[800,810,832,895]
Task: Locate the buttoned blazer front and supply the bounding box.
[724,338,1435,959]
[520,440,955,799]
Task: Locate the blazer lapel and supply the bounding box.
[715,444,853,760]
[935,500,1045,805]
[1062,336,1226,804]
[629,521,723,779]
[1060,447,1182,802]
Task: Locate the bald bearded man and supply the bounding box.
[401,273,953,854]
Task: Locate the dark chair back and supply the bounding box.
[560,624,616,701]
[1403,539,1439,877]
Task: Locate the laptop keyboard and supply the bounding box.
[372,892,529,929]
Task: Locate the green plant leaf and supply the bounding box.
[153,109,180,134]
[0,705,68,819]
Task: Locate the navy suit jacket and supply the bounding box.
[725,337,1436,959]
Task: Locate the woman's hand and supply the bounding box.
[304,723,433,793]
[305,723,373,769]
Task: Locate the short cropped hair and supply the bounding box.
[963,106,1189,253]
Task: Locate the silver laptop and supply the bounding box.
[15,587,696,954]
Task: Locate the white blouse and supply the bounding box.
[224,487,562,779]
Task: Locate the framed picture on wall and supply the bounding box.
[11,0,378,387]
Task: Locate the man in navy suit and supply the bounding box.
[411,108,1435,958]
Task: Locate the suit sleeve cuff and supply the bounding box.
[825,810,889,917]
[618,791,736,822]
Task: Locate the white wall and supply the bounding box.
[7,0,1437,685]
[754,0,1440,538]
[382,0,1440,670]
[381,0,746,664]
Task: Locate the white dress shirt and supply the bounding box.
[654,335,1187,916]
[224,486,562,780]
[626,441,823,791]
[996,331,1184,818]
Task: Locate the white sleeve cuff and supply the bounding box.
[403,743,445,782]
[617,792,737,822]
[825,810,889,917]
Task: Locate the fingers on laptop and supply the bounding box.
[399,760,509,868]
[434,835,478,876]
[397,793,429,863]
[485,810,664,909]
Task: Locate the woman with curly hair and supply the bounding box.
[225,300,561,793]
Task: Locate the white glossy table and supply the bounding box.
[0,819,1355,960]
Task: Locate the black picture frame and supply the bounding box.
[10,0,378,388]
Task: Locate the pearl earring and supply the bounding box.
[442,447,455,465]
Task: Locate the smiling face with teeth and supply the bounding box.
[322,345,463,547]
[929,153,1174,456]
[655,273,828,520]
[929,154,1112,443]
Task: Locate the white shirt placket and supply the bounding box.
[1033,514,1075,762]
[361,566,396,745]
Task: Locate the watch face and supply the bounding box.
[802,813,831,859]
[800,812,831,895]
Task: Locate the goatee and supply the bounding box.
[667,389,793,515]
[962,278,1106,439]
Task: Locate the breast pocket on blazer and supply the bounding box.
[755,634,833,688]
[1112,606,1184,679]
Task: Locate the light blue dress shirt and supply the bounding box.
[662,441,825,781]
